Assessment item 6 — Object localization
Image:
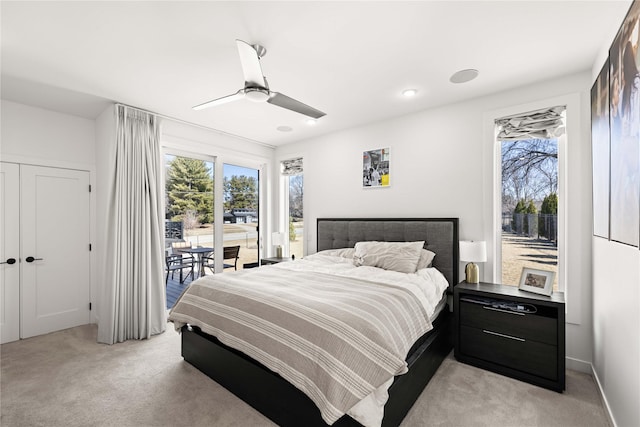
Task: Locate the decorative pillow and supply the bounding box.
[416,249,436,270]
[353,241,424,274]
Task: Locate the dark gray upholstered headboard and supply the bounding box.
[317,218,459,293]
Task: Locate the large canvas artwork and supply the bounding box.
[591,60,610,239]
[609,0,640,247]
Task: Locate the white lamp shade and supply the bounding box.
[459,241,487,263]
[272,232,285,246]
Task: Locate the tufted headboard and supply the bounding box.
[317,218,459,293]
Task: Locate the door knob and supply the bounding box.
[25,256,43,263]
[0,258,16,265]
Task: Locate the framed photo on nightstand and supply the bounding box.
[518,267,555,296]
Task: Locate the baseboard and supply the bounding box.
[591,364,617,427]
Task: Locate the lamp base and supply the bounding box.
[276,246,283,258]
[465,262,479,283]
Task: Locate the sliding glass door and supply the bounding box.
[164,151,215,307]
[164,153,215,248]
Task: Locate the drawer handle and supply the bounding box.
[483,306,525,316]
[483,329,525,342]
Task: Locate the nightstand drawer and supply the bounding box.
[460,325,557,381]
[459,301,557,345]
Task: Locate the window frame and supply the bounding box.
[484,93,580,325]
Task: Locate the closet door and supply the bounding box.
[0,163,20,344]
[20,165,91,339]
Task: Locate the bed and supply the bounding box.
[169,218,459,427]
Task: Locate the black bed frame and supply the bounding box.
[180,218,459,427]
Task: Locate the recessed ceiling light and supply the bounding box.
[306,119,317,125]
[277,125,293,132]
[450,69,479,84]
[402,89,418,97]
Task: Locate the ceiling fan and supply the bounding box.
[193,40,326,119]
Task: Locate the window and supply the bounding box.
[496,106,565,291]
[223,163,260,268]
[281,158,304,259]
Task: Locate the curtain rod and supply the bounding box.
[115,103,275,149]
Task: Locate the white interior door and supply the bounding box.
[20,165,90,339]
[0,163,20,344]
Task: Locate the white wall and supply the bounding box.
[94,105,116,324]
[0,100,99,321]
[276,71,594,370]
[592,239,639,427]
[589,2,640,425]
[1,100,95,166]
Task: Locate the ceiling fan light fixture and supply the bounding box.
[244,88,270,102]
[450,69,479,84]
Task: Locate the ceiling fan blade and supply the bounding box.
[236,39,267,88]
[192,90,244,110]
[267,92,326,119]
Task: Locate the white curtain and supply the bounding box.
[98,105,166,344]
[495,105,566,141]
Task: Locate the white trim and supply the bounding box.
[592,363,618,427]
[0,154,94,172]
[276,153,307,257]
[279,173,291,258]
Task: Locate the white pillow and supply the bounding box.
[416,249,436,270]
[353,241,424,274]
[317,248,356,258]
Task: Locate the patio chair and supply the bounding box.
[202,245,240,274]
[223,245,240,270]
[165,248,195,286]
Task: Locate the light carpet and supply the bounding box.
[0,324,610,427]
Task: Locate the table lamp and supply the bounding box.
[272,232,285,258]
[459,240,487,284]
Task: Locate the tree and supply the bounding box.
[502,139,558,211]
[540,193,558,214]
[289,175,303,220]
[224,175,257,211]
[539,193,558,240]
[526,200,537,214]
[166,157,214,224]
[512,198,537,234]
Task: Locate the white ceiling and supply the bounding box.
[1,1,632,147]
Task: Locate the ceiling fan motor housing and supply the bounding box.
[245,87,270,102]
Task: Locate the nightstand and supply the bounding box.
[454,281,565,392]
[260,257,290,266]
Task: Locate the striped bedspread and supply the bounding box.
[169,254,447,425]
